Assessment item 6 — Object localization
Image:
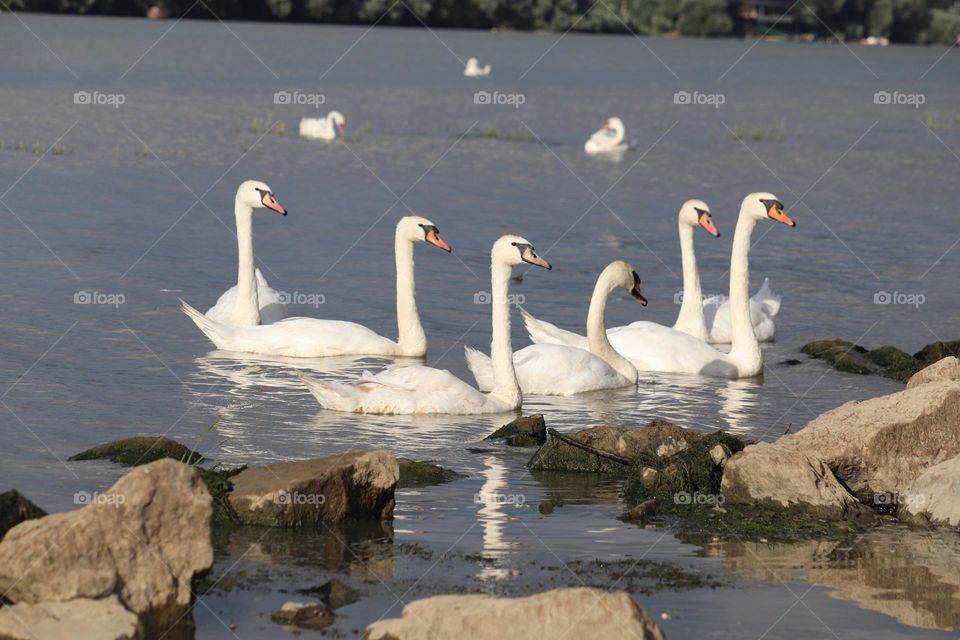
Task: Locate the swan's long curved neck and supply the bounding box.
[586,273,638,382]
[231,198,260,326]
[395,233,426,357]
[727,213,761,374]
[488,261,521,409]
[610,123,625,146]
[673,221,707,340]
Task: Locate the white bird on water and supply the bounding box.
[299,111,345,141]
[584,117,627,154]
[464,57,491,77]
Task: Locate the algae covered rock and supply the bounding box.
[398,459,464,488]
[863,345,925,382]
[69,435,204,466]
[0,490,45,540]
[800,339,878,375]
[914,340,960,363]
[485,414,546,447]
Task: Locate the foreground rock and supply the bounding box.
[907,356,960,388]
[904,454,960,526]
[0,459,212,626]
[271,601,334,631]
[780,378,960,500]
[228,450,398,527]
[69,435,203,466]
[529,421,710,473]
[0,489,45,539]
[397,458,463,488]
[365,588,665,639]
[485,414,546,446]
[721,443,870,521]
[0,596,142,640]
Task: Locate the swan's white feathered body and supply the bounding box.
[703,278,781,343]
[464,261,643,395]
[464,57,491,77]
[206,268,287,325]
[585,117,627,154]
[299,111,345,141]
[183,216,451,358]
[299,235,553,414]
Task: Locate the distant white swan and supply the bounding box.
[299,111,345,141]
[298,236,552,414]
[205,180,288,326]
[182,216,451,358]
[465,261,644,396]
[584,117,627,154]
[464,57,491,77]
[525,193,796,379]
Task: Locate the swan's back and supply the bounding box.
[607,322,737,377]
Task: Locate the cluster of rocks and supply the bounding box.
[799,337,960,382]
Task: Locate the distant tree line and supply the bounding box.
[7,0,960,44]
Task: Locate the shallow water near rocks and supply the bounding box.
[2,13,959,638]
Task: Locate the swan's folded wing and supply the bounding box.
[512,344,629,395]
[520,307,588,350]
[463,346,494,393]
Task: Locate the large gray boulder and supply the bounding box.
[720,443,868,520]
[781,381,960,500]
[365,588,665,639]
[228,450,398,527]
[0,596,141,640]
[0,459,213,621]
[906,357,960,389]
[904,453,960,526]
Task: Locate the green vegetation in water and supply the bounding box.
[672,503,868,542]
[621,431,746,507]
[199,465,246,531]
[475,126,536,143]
[69,435,205,467]
[728,121,785,143]
[565,558,721,595]
[342,122,372,143]
[249,114,286,136]
[397,458,464,488]
[800,337,960,382]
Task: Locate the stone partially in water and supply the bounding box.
[720,443,870,521]
[227,450,398,527]
[800,339,878,375]
[864,345,924,382]
[485,414,546,447]
[397,459,464,488]
[0,490,45,540]
[270,601,333,630]
[69,435,203,466]
[914,340,960,363]
[0,596,141,640]
[295,578,361,610]
[365,587,666,639]
[0,459,213,631]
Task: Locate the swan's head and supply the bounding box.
[604,260,647,306]
[399,215,451,252]
[680,199,719,237]
[744,192,795,227]
[466,57,478,67]
[494,235,551,270]
[603,117,624,132]
[328,111,346,137]
[237,180,287,216]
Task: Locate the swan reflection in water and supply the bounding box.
[475,454,518,581]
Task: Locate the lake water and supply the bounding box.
[1,13,959,638]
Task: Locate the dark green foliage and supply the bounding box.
[622,431,746,506]
[10,0,952,43]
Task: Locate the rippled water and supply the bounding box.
[2,13,959,638]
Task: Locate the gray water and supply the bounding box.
[1,13,959,638]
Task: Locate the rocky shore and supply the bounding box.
[3,358,960,638]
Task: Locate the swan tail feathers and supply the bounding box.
[752,277,782,317]
[520,307,579,347]
[463,345,494,393]
[298,372,361,412]
[181,299,233,349]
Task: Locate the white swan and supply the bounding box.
[464,261,644,396]
[526,193,795,379]
[584,117,627,154]
[298,236,552,414]
[299,111,345,141]
[703,278,781,343]
[204,180,288,326]
[464,57,491,77]
[182,216,451,358]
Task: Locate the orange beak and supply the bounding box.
[426,228,451,252]
[699,213,720,237]
[261,192,287,216]
[768,203,795,227]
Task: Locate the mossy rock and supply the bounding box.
[0,490,46,539]
[915,340,960,363]
[800,339,880,375]
[675,502,868,542]
[199,466,246,530]
[397,459,464,488]
[864,346,925,383]
[800,338,864,357]
[69,436,204,467]
[485,414,546,447]
[622,432,746,506]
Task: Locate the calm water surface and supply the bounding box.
[1,14,958,638]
